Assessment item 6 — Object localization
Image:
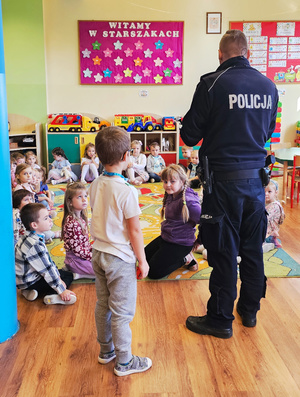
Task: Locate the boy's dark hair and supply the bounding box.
[95,126,130,166]
[12,189,33,209]
[52,147,68,160]
[20,203,46,231]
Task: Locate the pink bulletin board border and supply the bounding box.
[230,20,300,84]
[78,20,184,85]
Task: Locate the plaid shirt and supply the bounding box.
[15,231,65,294]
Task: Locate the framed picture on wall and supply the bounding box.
[206,12,222,34]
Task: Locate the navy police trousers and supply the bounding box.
[200,177,267,328]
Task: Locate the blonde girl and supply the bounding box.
[145,164,201,279]
[80,142,100,183]
[61,182,94,279]
[126,140,149,185]
[25,151,40,169]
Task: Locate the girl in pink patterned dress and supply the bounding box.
[264,180,285,252]
[61,182,95,279]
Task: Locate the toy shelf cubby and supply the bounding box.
[8,113,43,165]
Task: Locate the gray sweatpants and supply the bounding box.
[92,249,137,364]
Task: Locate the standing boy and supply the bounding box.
[90,126,152,377]
[15,203,76,305]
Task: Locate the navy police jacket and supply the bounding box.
[181,56,279,172]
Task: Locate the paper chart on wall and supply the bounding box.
[230,21,300,83]
[78,21,184,85]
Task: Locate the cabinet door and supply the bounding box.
[48,134,80,164]
[79,134,97,159]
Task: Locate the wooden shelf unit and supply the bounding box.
[8,114,42,165]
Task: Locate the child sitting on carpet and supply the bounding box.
[14,163,35,194]
[15,203,76,305]
[90,126,152,377]
[61,182,94,279]
[186,150,201,189]
[47,147,78,185]
[145,164,201,279]
[81,143,100,184]
[127,140,149,185]
[146,141,166,182]
[10,155,17,189]
[12,189,34,245]
[25,150,40,169]
[264,180,285,252]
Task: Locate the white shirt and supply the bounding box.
[89,175,141,262]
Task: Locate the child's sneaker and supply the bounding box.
[43,294,76,305]
[21,289,38,301]
[114,355,152,377]
[98,350,116,364]
[262,242,275,253]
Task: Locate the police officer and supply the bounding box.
[181,29,278,339]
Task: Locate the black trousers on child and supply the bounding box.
[145,236,193,279]
[25,269,74,296]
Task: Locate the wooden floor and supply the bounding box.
[1,182,300,397]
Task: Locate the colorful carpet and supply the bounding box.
[48,182,300,280]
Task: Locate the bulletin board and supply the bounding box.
[78,21,184,85]
[230,21,300,84]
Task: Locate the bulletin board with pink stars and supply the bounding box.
[78,20,184,85]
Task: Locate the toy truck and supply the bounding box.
[127,115,162,132]
[162,117,176,131]
[48,114,100,132]
[114,114,144,129]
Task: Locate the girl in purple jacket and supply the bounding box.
[145,164,201,279]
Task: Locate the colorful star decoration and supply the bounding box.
[114,73,123,83]
[142,68,152,77]
[165,48,174,58]
[94,73,103,83]
[82,48,91,58]
[103,48,113,57]
[154,74,163,84]
[92,41,101,50]
[163,68,172,77]
[134,57,143,67]
[114,56,123,66]
[103,68,112,78]
[173,74,182,83]
[144,48,153,58]
[133,74,142,83]
[154,57,163,67]
[155,40,164,49]
[114,40,123,50]
[124,47,133,57]
[92,56,102,65]
[83,68,92,78]
[123,68,133,77]
[79,21,183,85]
[134,40,144,50]
[173,58,182,68]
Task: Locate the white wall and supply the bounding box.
[43,0,300,142]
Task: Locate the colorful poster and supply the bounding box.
[78,21,184,85]
[230,21,300,83]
